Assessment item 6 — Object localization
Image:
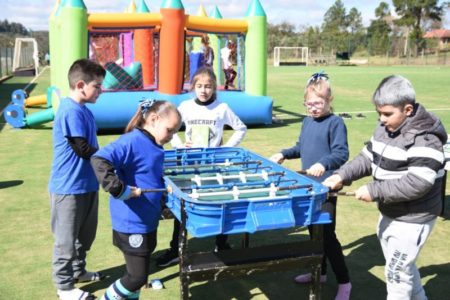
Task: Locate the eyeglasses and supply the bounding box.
[303,101,325,108]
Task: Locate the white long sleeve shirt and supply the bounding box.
[171,98,247,148]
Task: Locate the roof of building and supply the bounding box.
[424,29,450,39]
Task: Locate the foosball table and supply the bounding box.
[162,147,331,300]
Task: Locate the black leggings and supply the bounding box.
[308,196,350,284]
[121,253,150,291]
[113,230,157,291]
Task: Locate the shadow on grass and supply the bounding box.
[343,233,386,299]
[81,263,126,294]
[421,262,450,299]
[440,195,450,220]
[268,106,306,128]
[0,180,24,189]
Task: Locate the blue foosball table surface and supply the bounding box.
[163,147,331,237]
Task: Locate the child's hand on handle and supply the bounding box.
[306,163,325,177]
[355,185,372,202]
[322,174,343,190]
[184,140,192,148]
[117,185,141,200]
[270,153,285,164]
[129,186,142,198]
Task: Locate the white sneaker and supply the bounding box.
[57,288,94,300]
[293,273,327,284]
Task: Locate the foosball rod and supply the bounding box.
[191,171,285,185]
[166,148,244,157]
[184,178,296,191]
[164,160,262,170]
[189,183,313,200]
[164,153,249,164]
[164,165,273,176]
[328,191,355,197]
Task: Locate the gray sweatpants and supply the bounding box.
[377,214,436,300]
[50,192,98,290]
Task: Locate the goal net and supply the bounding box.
[273,47,309,67]
[12,38,39,76]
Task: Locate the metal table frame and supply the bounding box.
[177,198,324,300]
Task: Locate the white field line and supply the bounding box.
[24,66,49,92]
[274,108,450,118]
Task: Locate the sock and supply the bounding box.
[101,279,138,300]
[128,290,140,299]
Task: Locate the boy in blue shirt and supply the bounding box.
[48,58,106,300]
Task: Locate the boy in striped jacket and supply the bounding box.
[323,75,447,300]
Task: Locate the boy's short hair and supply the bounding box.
[372,75,416,107]
[68,59,106,89]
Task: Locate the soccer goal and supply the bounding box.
[273,47,309,67]
[12,38,39,76]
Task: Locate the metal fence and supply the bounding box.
[0,47,14,78]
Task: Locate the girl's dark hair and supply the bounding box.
[190,67,217,94]
[125,100,180,133]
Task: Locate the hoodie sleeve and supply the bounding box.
[367,133,445,203]
[336,145,373,185]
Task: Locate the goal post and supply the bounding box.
[12,38,39,76]
[273,47,309,67]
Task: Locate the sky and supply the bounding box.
[1,0,449,31]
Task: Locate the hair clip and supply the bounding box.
[307,70,329,85]
[140,99,156,115]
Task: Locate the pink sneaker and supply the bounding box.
[335,282,352,300]
[293,273,327,284]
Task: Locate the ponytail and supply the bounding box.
[125,99,180,133]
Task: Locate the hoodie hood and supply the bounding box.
[401,103,447,146]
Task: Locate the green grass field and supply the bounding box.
[0,66,449,299]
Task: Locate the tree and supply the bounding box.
[346,7,365,54]
[321,1,364,55]
[392,0,445,55]
[305,26,322,54]
[375,1,390,18]
[267,22,300,55]
[321,0,348,53]
[367,2,392,55]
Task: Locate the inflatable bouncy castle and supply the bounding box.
[4,0,272,129]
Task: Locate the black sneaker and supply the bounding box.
[156,249,179,267]
[214,243,232,252]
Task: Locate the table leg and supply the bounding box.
[309,224,323,300]
[179,198,189,300]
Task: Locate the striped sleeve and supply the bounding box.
[407,146,444,184]
[337,142,373,185]
[367,134,445,203]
